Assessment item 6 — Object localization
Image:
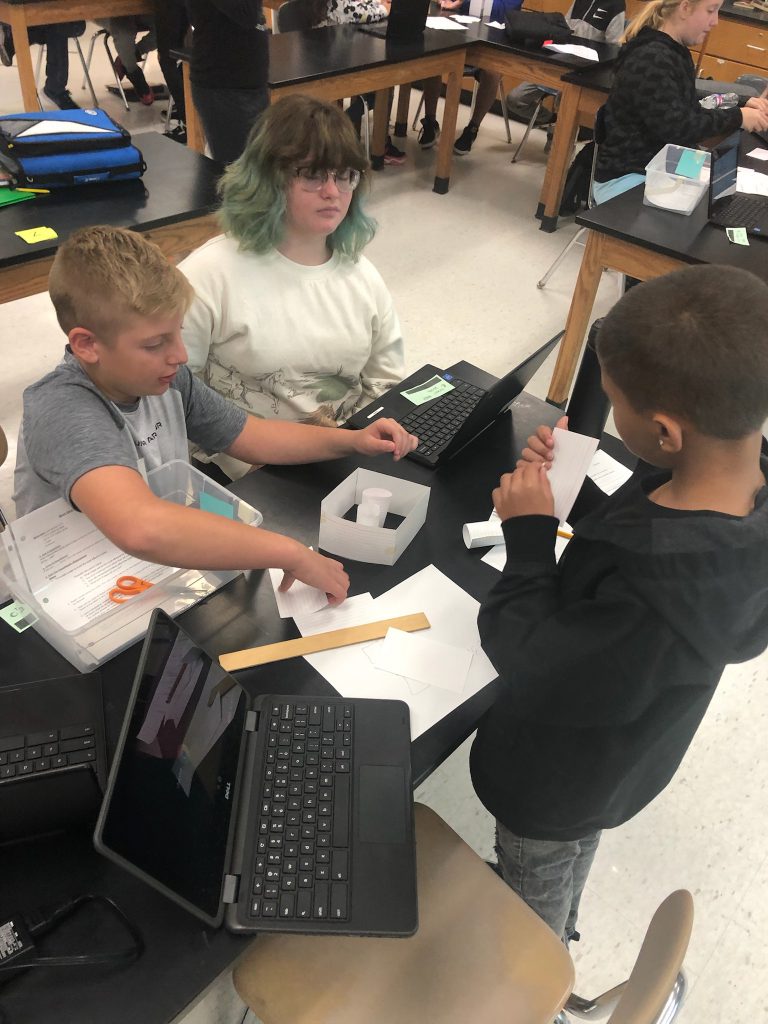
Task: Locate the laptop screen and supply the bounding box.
[710,133,740,209]
[97,612,247,921]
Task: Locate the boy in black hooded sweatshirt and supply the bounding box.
[471,265,768,942]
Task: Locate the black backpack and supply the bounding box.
[559,141,595,215]
[504,10,570,47]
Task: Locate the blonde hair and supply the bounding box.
[48,225,194,340]
[621,0,703,42]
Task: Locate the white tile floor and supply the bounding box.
[3,32,768,1024]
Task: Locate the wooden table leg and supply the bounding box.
[546,230,605,405]
[537,83,580,233]
[434,62,461,194]
[371,88,390,170]
[182,61,206,154]
[8,7,38,110]
[394,84,411,138]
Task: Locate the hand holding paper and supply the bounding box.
[492,461,554,520]
[547,428,599,522]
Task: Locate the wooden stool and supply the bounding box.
[234,803,574,1024]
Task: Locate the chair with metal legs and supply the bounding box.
[34,31,97,109]
[536,106,622,293]
[510,84,559,163]
[559,889,693,1024]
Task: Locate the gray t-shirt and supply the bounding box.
[14,350,247,517]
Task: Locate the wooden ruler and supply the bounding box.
[219,612,430,672]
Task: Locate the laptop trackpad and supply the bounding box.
[358,765,407,844]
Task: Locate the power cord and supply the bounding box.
[0,894,144,978]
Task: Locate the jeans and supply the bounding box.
[29,22,85,96]
[495,819,601,941]
[192,83,270,164]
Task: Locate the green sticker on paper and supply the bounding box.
[675,149,706,180]
[199,492,235,518]
[401,375,455,406]
[726,227,750,246]
[0,600,37,633]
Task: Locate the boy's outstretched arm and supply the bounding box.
[71,466,350,603]
[225,415,417,466]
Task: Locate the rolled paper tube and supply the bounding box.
[462,520,504,549]
[356,500,380,527]
[361,487,392,526]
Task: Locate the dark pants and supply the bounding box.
[156,0,188,120]
[29,22,84,96]
[191,83,269,164]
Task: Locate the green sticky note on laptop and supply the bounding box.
[675,149,706,180]
[200,492,235,519]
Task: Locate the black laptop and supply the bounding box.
[346,336,560,467]
[708,131,768,238]
[357,0,431,39]
[94,610,417,936]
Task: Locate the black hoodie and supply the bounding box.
[470,463,768,841]
[595,26,743,182]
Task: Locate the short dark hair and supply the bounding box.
[596,265,768,439]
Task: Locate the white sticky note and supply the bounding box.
[268,567,327,619]
[548,428,599,524]
[371,628,472,694]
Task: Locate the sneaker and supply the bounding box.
[126,65,154,106]
[164,123,187,145]
[43,87,80,110]
[453,123,478,156]
[113,55,127,80]
[383,136,406,165]
[417,116,440,150]
[0,24,14,67]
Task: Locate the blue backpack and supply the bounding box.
[0,108,145,189]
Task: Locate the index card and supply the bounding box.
[268,567,328,619]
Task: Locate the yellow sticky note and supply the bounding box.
[15,226,58,244]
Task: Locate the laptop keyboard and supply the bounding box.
[400,378,485,461]
[250,701,353,924]
[712,193,768,231]
[0,723,97,783]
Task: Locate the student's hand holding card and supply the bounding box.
[492,462,555,521]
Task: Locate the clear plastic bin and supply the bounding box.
[644,145,711,215]
[0,460,262,671]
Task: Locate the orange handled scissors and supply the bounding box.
[109,575,154,604]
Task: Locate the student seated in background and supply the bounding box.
[96,16,157,106]
[0,20,85,109]
[471,265,768,941]
[13,226,417,606]
[505,0,626,127]
[594,0,768,203]
[180,96,405,480]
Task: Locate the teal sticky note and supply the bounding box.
[200,492,235,519]
[675,149,706,180]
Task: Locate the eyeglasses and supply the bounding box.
[294,167,361,193]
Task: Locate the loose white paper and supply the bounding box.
[543,43,599,60]
[587,449,633,495]
[293,592,376,637]
[747,148,768,162]
[268,567,327,619]
[305,566,495,739]
[425,15,467,29]
[371,628,473,694]
[737,166,768,196]
[451,14,480,23]
[548,428,599,524]
[486,20,505,29]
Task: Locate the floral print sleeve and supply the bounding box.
[319,0,388,26]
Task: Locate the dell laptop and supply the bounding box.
[708,131,768,238]
[346,335,560,467]
[94,610,417,936]
[358,0,431,39]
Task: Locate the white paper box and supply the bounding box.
[0,460,262,672]
[319,469,429,566]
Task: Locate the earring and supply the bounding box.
[659,438,664,449]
